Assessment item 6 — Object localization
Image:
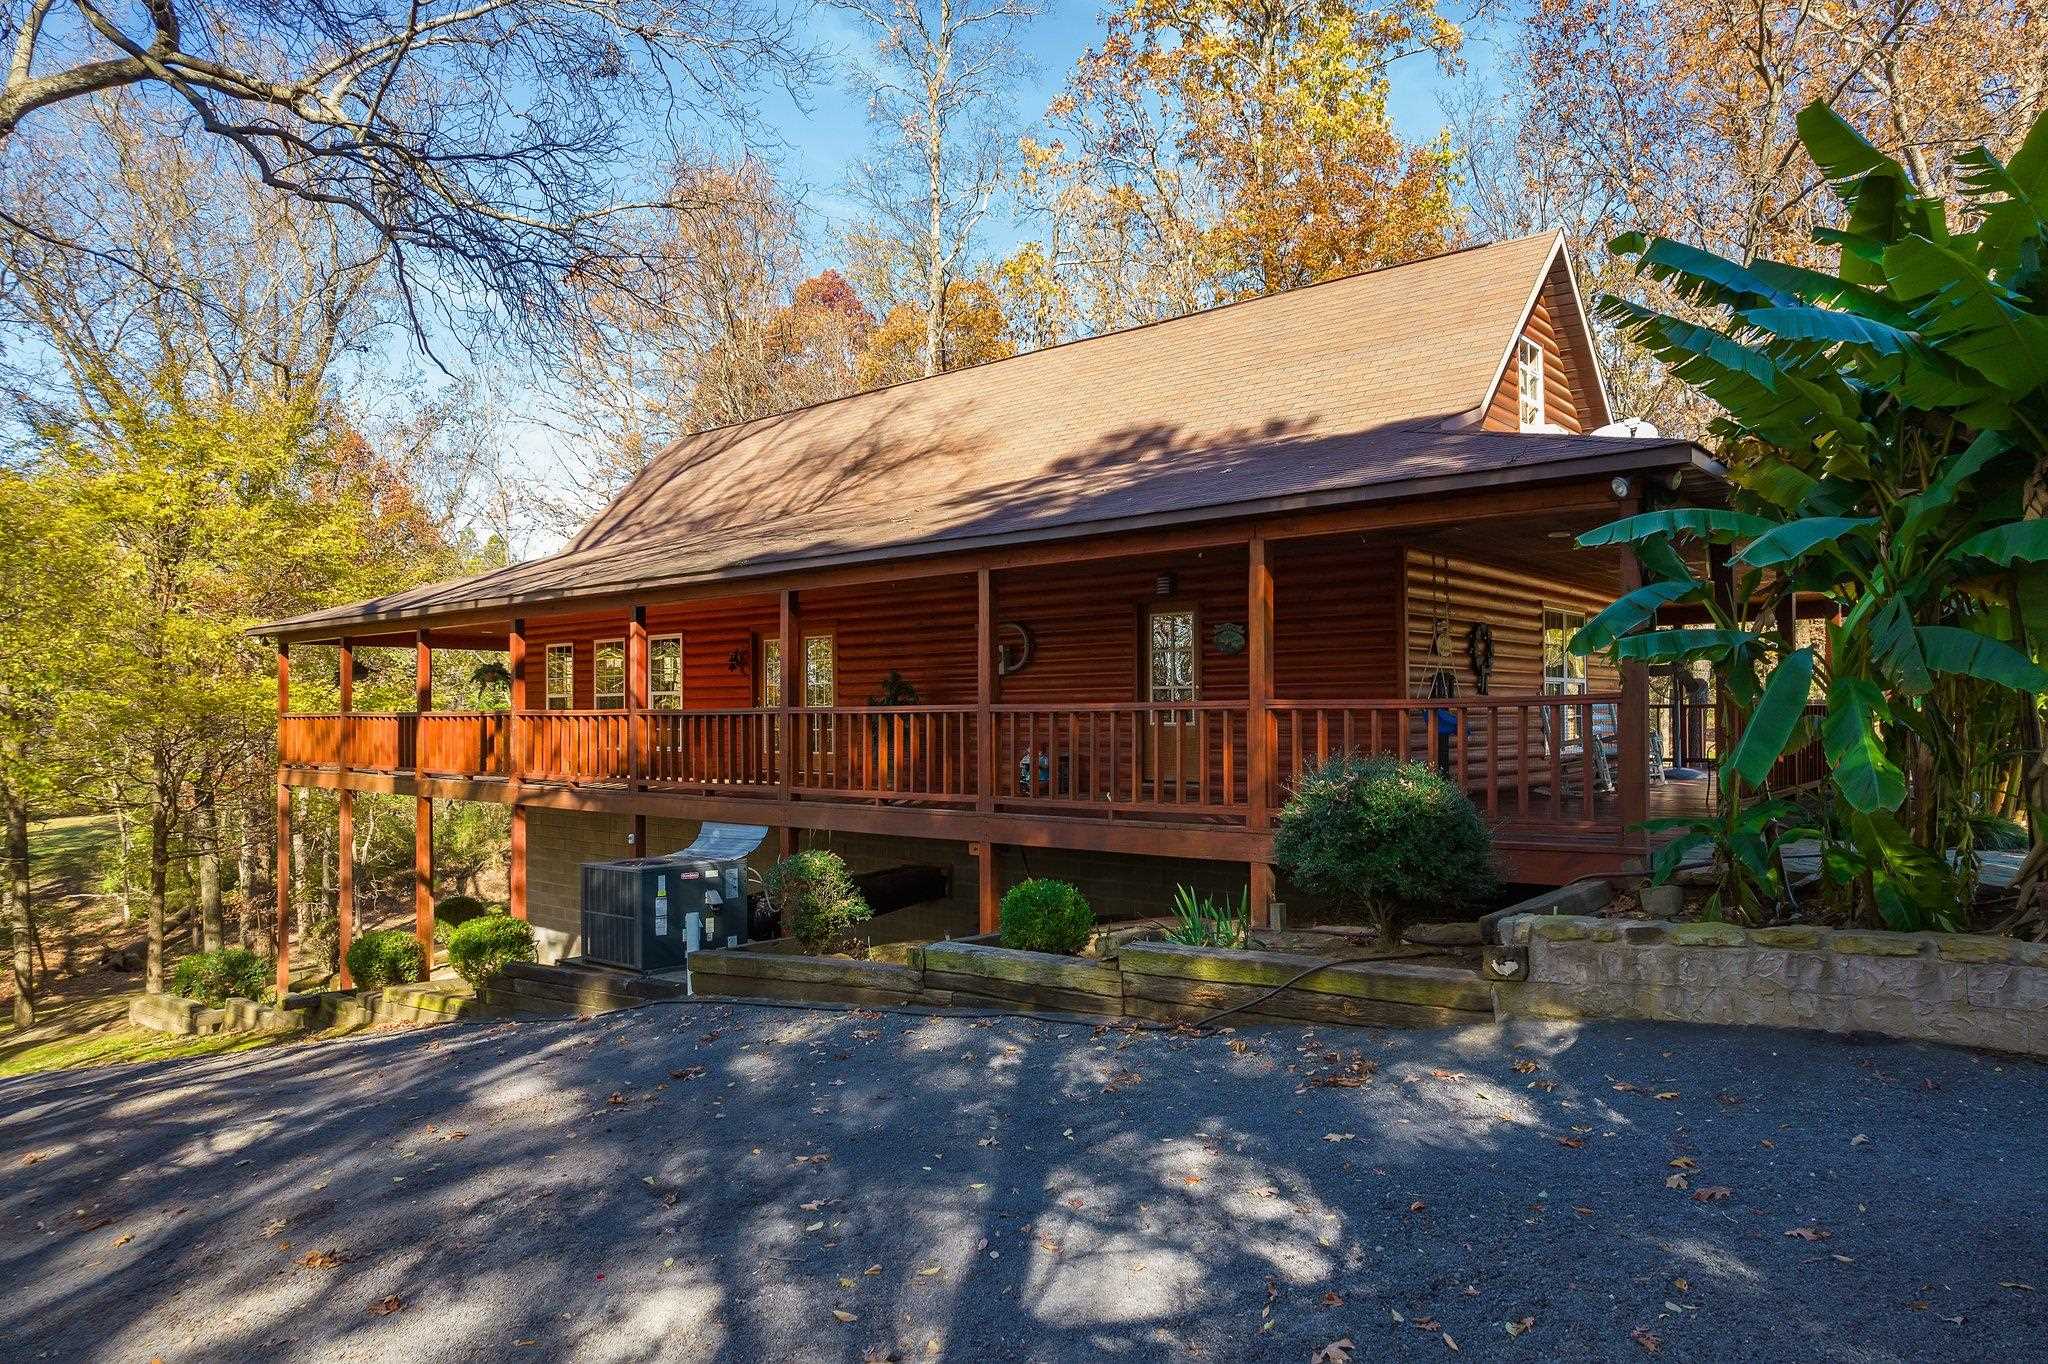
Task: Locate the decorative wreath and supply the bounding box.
[1211,621,1247,656]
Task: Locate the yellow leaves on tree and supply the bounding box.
[856,281,1016,389]
[1022,0,1464,335]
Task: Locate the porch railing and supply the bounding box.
[1270,694,1628,832]
[787,706,979,802]
[991,702,1246,815]
[279,694,1644,836]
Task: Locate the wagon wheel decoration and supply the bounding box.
[997,622,1034,676]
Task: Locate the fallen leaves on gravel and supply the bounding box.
[1785,1226,1832,1242]
[832,1309,858,1324]
[1556,1136,1584,1149]
[1691,1186,1733,1202]
[1311,1339,1353,1364]
[1506,1316,1535,1337]
[1631,1326,1662,1352]
[297,1249,354,1269]
[669,1066,706,1080]
[368,1295,404,1316]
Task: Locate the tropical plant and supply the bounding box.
[168,946,271,1006]
[344,929,424,989]
[1163,885,1249,949]
[1575,100,2048,931]
[446,915,537,986]
[998,879,1095,955]
[764,850,872,952]
[1272,754,1498,938]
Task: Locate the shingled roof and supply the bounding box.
[264,231,1706,639]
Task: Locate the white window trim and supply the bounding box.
[593,637,626,710]
[649,634,683,710]
[544,643,574,711]
[1517,336,1546,431]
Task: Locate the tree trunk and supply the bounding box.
[196,784,222,952]
[291,787,307,939]
[4,780,32,1028]
[147,790,170,994]
[235,803,255,947]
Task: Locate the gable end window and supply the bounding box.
[1517,336,1546,430]
[544,643,574,711]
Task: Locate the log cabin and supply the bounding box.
[258,230,1734,988]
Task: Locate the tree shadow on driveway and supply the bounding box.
[1,1005,2042,1362]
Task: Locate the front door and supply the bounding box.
[1142,606,1201,795]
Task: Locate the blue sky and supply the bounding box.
[750,0,1512,257]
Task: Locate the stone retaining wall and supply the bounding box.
[1492,914,2048,1057]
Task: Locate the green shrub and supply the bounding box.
[447,914,537,985]
[1273,754,1498,938]
[168,947,270,1006]
[765,850,872,952]
[1163,885,1248,949]
[432,895,496,944]
[345,929,424,988]
[305,914,341,974]
[999,878,1094,955]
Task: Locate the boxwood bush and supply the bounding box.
[447,914,537,985]
[345,929,425,989]
[1273,754,1498,938]
[765,850,872,952]
[432,894,496,944]
[999,878,1094,955]
[168,947,270,1006]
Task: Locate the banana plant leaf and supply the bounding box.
[1739,305,1918,355]
[1822,677,1904,812]
[1869,599,1932,695]
[1915,625,2048,690]
[1882,238,2048,390]
[1569,580,1701,655]
[1731,516,1878,568]
[1729,459,1818,511]
[1954,519,2048,566]
[1899,430,2009,541]
[1611,628,1757,664]
[1722,648,1816,789]
[1611,233,1797,309]
[1577,509,1776,549]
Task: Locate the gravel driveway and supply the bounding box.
[2,1002,2042,1362]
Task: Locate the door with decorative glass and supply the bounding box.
[1141,606,1201,796]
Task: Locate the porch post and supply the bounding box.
[976,568,995,814]
[414,629,434,979]
[275,643,293,999]
[627,604,647,795]
[975,840,999,936]
[508,807,528,922]
[336,636,353,987]
[1617,537,1650,848]
[508,617,529,921]
[507,617,527,792]
[1247,533,1275,928]
[336,789,354,988]
[778,590,799,797]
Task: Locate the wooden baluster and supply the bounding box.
[1517,704,1531,818]
[1484,703,1499,818]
